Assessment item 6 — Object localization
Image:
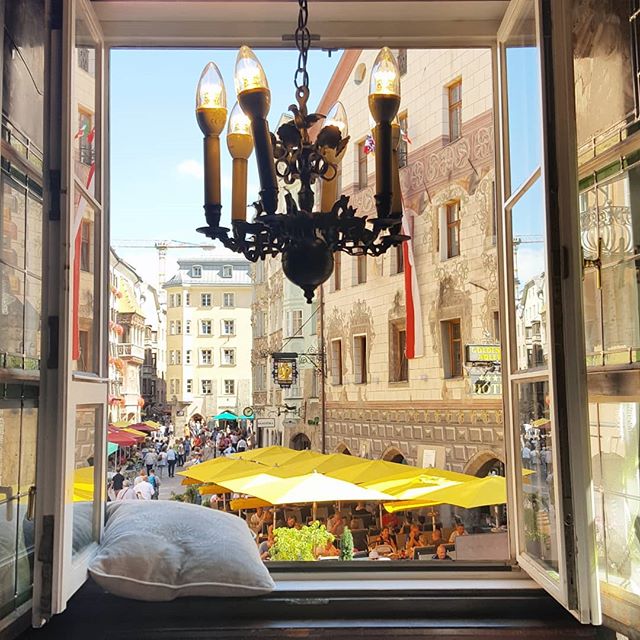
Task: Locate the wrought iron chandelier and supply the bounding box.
[195,0,407,302]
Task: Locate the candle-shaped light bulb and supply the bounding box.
[234,45,277,215]
[369,47,401,101]
[228,101,252,137]
[195,62,228,229]
[324,101,349,138]
[234,45,269,96]
[368,48,401,219]
[227,102,254,221]
[196,61,227,111]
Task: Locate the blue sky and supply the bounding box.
[110,48,340,285]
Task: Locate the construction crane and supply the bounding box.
[111,239,215,291]
[513,235,544,290]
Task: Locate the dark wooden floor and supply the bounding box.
[17,577,609,640]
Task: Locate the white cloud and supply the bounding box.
[177,159,204,179]
[514,246,545,289]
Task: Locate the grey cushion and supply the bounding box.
[89,501,275,601]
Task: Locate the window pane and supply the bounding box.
[74,13,97,198]
[0,500,18,615]
[0,265,25,365]
[504,0,541,194]
[0,401,21,494]
[72,197,99,373]
[1,177,26,270]
[26,195,42,278]
[511,179,547,372]
[18,404,38,494]
[72,406,98,558]
[516,379,559,575]
[25,276,41,363]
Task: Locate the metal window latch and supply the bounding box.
[27,485,36,521]
[582,237,602,289]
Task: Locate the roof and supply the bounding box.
[164,261,252,288]
[176,245,248,264]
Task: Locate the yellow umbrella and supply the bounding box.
[385,475,507,512]
[122,427,147,438]
[73,466,94,502]
[198,484,233,495]
[112,420,131,428]
[331,459,427,485]
[181,477,201,486]
[269,452,371,478]
[230,497,272,510]
[177,457,266,484]
[143,420,162,429]
[221,471,397,505]
[363,468,475,494]
[230,445,294,463]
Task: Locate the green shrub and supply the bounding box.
[270,521,334,561]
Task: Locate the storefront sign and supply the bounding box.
[466,344,501,363]
[470,372,503,396]
[256,418,276,429]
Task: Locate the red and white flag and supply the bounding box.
[402,204,424,359]
[72,161,95,360]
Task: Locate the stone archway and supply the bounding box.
[291,432,312,451]
[382,446,407,464]
[190,413,204,424]
[336,442,351,455]
[464,450,504,477]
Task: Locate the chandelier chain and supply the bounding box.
[294,0,310,110]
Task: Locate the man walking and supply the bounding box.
[166,446,177,477]
[144,449,157,475]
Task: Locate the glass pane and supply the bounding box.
[0,500,18,616]
[510,179,547,372]
[601,493,640,596]
[516,379,559,575]
[503,0,541,194]
[0,401,21,496]
[72,406,98,558]
[15,498,34,603]
[74,10,97,198]
[25,276,41,363]
[19,404,38,494]
[1,176,26,270]
[582,270,602,366]
[72,196,99,373]
[25,195,42,277]
[0,265,25,366]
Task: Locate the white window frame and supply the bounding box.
[222,319,235,336]
[221,347,236,366]
[286,309,303,337]
[200,349,213,365]
[200,319,212,335]
[201,379,212,395]
[201,292,212,307]
[192,265,202,277]
[223,292,235,308]
[222,264,233,278]
[223,379,235,395]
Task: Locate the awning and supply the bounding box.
[214,411,238,420]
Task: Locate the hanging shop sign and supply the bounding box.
[271,352,299,389]
[470,372,503,396]
[256,418,276,429]
[465,344,501,363]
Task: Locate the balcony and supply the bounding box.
[117,342,145,363]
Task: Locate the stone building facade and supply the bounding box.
[318,48,502,474]
[164,248,252,424]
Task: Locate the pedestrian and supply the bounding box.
[144,448,157,474]
[134,474,155,500]
[177,440,185,467]
[166,446,177,477]
[148,469,161,500]
[157,448,168,478]
[116,480,136,501]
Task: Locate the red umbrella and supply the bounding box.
[107,426,138,446]
[128,422,155,433]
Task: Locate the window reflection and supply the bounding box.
[511,179,547,372]
[504,0,541,194]
[516,379,558,574]
[72,406,98,558]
